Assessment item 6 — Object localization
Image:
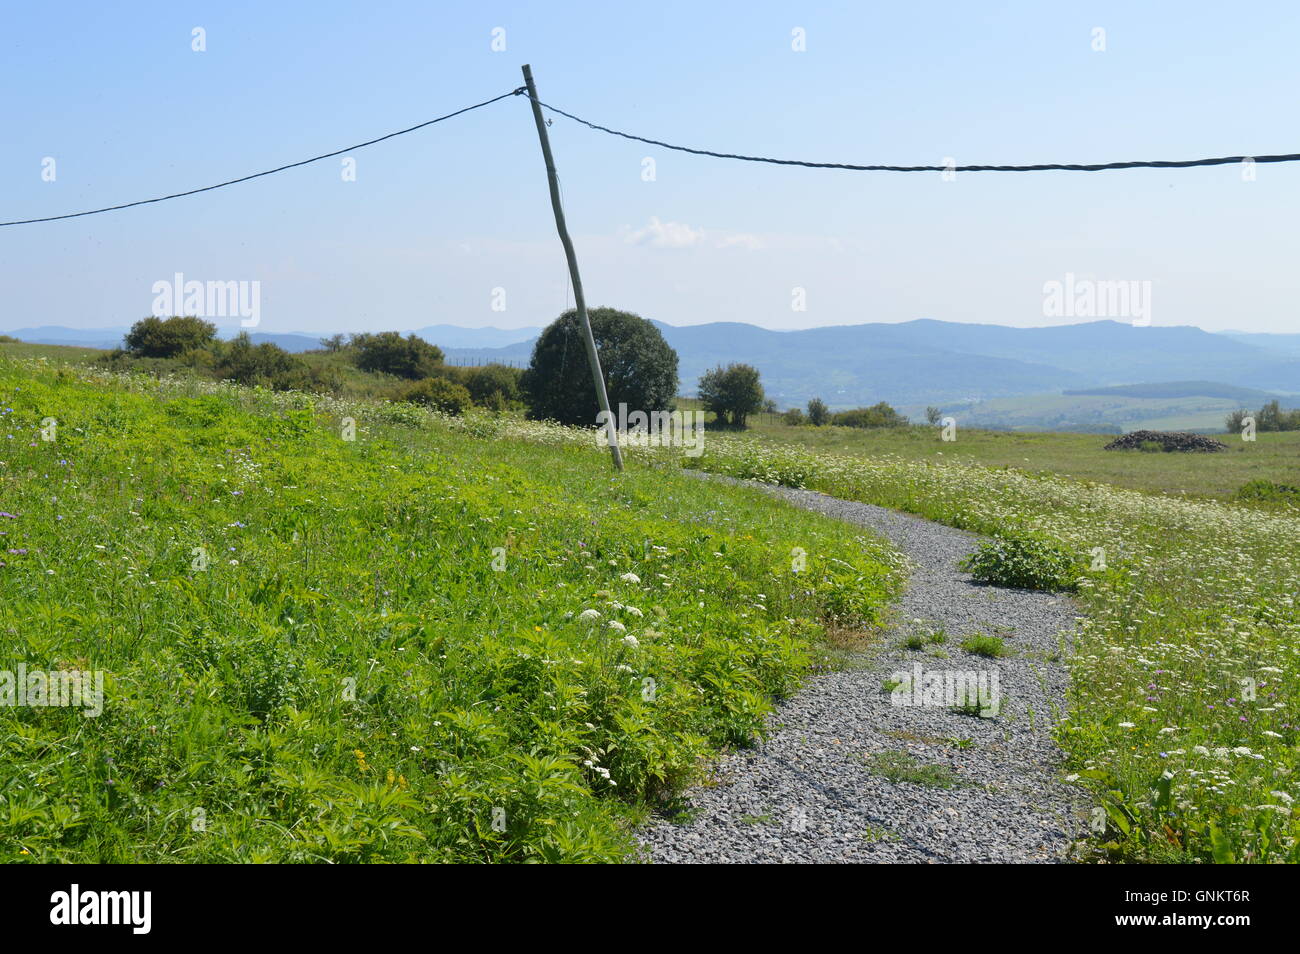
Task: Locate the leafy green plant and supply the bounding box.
[1236,478,1300,509]
[960,536,1081,592]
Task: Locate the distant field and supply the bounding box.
[909,392,1248,434]
[0,341,104,364]
[739,420,1300,501]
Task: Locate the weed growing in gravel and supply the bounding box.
[862,824,898,842]
[864,750,961,789]
[960,635,1010,658]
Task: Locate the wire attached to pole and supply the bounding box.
[521,92,1300,174]
[0,88,526,227]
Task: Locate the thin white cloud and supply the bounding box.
[622,216,705,248]
[620,217,765,250]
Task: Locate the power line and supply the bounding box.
[0,88,525,227]
[523,93,1300,174]
[7,84,1298,231]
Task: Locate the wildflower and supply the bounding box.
[578,609,600,621]
[621,634,640,649]
[619,572,641,584]
[607,620,626,633]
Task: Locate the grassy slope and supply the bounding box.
[738,420,1300,501]
[0,342,103,365]
[0,360,900,862]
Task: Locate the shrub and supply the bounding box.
[213,333,327,391]
[960,536,1080,592]
[522,307,679,426]
[463,363,522,408]
[1236,479,1300,508]
[831,402,908,429]
[123,315,217,357]
[782,407,806,426]
[397,376,471,415]
[350,331,445,380]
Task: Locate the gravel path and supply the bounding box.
[639,480,1091,863]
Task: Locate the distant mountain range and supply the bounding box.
[0,323,542,354]
[439,319,1300,408]
[6,319,1299,421]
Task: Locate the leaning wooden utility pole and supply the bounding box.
[521,64,624,472]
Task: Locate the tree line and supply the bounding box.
[105,309,909,430]
[1227,400,1300,433]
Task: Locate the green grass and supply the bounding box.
[738,419,1300,502]
[901,391,1254,433]
[959,635,1010,659]
[0,358,900,862]
[0,342,104,365]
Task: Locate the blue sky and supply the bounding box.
[2,0,1298,335]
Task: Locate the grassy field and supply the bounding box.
[897,392,1249,433]
[6,343,1299,864]
[687,433,1300,862]
[739,420,1300,501]
[0,358,900,862]
[0,342,104,365]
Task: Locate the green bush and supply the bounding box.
[213,333,333,391]
[1236,479,1300,508]
[350,331,445,380]
[831,402,908,429]
[960,536,1080,592]
[397,376,472,415]
[124,315,217,357]
[463,363,523,408]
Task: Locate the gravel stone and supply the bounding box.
[638,478,1092,863]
